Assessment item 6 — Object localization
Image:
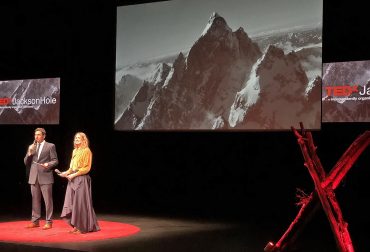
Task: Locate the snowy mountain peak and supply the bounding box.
[265,45,285,59]
[174,52,185,67]
[235,27,246,35]
[210,12,220,20]
[201,12,230,37]
[147,63,171,84]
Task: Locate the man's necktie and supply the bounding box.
[36,143,40,159]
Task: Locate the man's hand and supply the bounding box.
[41,163,49,168]
[27,144,36,156]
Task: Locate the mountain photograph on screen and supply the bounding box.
[322,60,370,122]
[115,0,322,130]
[0,78,60,124]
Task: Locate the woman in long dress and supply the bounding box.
[59,132,100,234]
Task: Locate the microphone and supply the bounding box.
[28,140,37,155]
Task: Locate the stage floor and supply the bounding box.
[0,214,257,252]
[0,212,346,252]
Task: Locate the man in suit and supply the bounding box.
[24,128,58,230]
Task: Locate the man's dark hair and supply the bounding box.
[35,128,46,136]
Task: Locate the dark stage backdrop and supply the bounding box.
[0,0,370,250]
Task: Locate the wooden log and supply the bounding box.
[265,127,370,252]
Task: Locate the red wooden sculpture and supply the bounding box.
[265,123,370,252]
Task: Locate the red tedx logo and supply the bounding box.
[325,86,359,96]
[0,98,12,106]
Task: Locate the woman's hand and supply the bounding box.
[66,173,77,181]
[58,171,68,178]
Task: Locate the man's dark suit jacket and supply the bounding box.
[24,141,58,184]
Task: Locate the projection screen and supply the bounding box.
[115,0,323,130]
[322,60,370,123]
[0,77,60,125]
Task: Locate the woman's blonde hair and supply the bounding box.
[74,132,89,149]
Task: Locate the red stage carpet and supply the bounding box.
[0,220,140,243]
